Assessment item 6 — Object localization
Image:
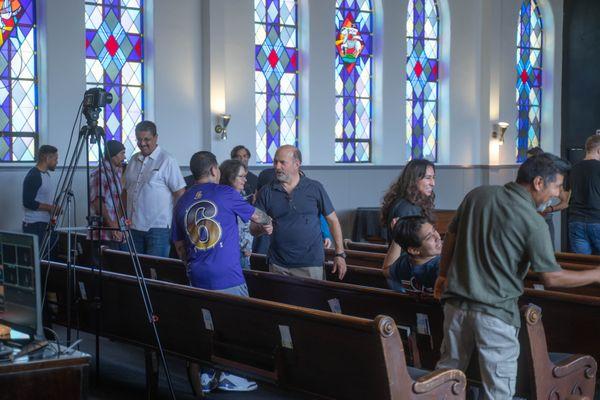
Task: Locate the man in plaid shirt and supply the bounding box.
[88,140,126,255]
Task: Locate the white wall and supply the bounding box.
[0,0,564,244]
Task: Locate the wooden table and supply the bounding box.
[0,346,90,400]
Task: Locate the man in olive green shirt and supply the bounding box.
[434,154,600,400]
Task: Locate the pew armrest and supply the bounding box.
[552,354,597,380]
[411,368,466,396]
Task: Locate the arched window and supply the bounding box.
[516,0,542,162]
[335,0,372,163]
[406,0,439,162]
[0,0,37,162]
[85,0,144,160]
[254,0,298,164]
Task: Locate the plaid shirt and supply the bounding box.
[88,160,123,241]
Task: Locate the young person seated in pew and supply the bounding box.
[382,216,440,293]
[172,151,273,394]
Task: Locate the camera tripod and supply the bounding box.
[39,94,176,399]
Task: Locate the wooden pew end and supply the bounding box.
[411,368,467,397]
[522,304,597,400]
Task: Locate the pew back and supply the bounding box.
[44,261,467,399]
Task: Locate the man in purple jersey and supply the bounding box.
[172,151,272,393]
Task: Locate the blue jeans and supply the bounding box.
[568,222,600,255]
[127,228,171,258]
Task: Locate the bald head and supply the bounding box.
[274,145,301,183]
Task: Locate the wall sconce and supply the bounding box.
[215,114,231,140]
[492,122,509,145]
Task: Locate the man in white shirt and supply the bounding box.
[123,121,186,257]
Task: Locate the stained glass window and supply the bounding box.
[335,0,372,163]
[254,0,298,164]
[85,0,143,160]
[406,0,438,161]
[0,0,37,162]
[516,0,542,162]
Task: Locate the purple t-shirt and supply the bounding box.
[172,183,255,290]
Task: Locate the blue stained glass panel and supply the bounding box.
[516,0,542,162]
[406,0,439,161]
[335,0,372,163]
[255,0,298,164]
[86,0,144,161]
[0,0,37,162]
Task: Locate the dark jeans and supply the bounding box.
[569,221,600,255]
[22,221,57,256]
[126,228,171,258]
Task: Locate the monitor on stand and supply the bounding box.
[0,231,44,346]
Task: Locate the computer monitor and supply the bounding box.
[0,231,43,340]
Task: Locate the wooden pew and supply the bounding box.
[101,250,597,399]
[332,244,600,299]
[344,239,388,253]
[54,231,95,266]
[556,252,600,267]
[44,261,467,400]
[324,247,385,268]
[103,249,442,368]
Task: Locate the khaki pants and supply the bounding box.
[269,263,324,280]
[436,303,520,400]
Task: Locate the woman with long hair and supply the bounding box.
[219,159,253,269]
[380,159,436,242]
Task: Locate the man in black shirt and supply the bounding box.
[568,135,600,254]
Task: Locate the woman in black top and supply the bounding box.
[380,159,436,242]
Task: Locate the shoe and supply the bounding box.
[217,372,258,392]
[200,370,219,393]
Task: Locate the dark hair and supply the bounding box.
[585,135,600,153]
[381,159,436,226]
[37,145,58,161]
[230,145,251,160]
[219,159,246,187]
[135,120,157,136]
[392,216,429,249]
[516,153,571,185]
[526,146,544,158]
[190,151,218,180]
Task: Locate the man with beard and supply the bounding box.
[252,145,346,280]
[22,145,59,244]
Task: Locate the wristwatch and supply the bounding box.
[334,252,347,259]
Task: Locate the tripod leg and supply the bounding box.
[145,348,160,400]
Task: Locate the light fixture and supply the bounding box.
[215,114,231,140]
[492,121,509,145]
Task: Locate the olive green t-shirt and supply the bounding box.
[442,182,562,327]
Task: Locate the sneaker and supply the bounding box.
[200,370,219,393]
[217,372,258,392]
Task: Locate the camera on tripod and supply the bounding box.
[82,88,113,125]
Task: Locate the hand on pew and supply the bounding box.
[332,256,347,280]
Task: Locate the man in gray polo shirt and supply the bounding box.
[253,145,346,280]
[434,154,600,400]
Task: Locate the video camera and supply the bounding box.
[82,88,113,125]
